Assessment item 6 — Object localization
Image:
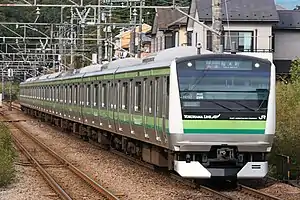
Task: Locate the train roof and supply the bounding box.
[20,46,274,85]
[141,46,211,64]
[78,64,103,73]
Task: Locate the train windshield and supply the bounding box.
[176,57,271,112]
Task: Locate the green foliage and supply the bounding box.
[290,58,300,84]
[0,83,20,101]
[270,58,300,178]
[0,123,15,187]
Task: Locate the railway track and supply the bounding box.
[237,184,282,200]
[112,149,283,200]
[4,101,21,111]
[0,108,122,200]
[9,103,285,200]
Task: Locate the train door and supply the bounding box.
[84,82,92,125]
[162,76,170,145]
[92,82,99,126]
[119,80,130,135]
[71,84,77,122]
[63,84,67,120]
[144,78,154,141]
[154,77,163,143]
[79,82,84,124]
[142,78,148,139]
[107,81,117,132]
[54,85,58,116]
[131,79,143,138]
[67,84,72,120]
[115,80,122,133]
[99,81,109,130]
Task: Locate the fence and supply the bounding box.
[275,154,300,184]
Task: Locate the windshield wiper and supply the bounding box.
[256,89,269,111]
[207,100,233,111]
[180,68,211,95]
[232,101,255,111]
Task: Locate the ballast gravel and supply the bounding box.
[2,108,300,200]
[0,164,60,200]
[2,109,212,200]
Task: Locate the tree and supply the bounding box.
[294,5,300,10]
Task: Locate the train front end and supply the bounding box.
[168,54,275,179]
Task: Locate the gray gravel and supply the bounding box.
[2,110,211,200]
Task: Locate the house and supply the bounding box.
[187,0,279,58]
[150,8,189,53]
[147,0,300,74]
[114,24,152,58]
[273,10,300,74]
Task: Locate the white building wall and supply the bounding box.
[273,30,300,60]
[151,30,165,53]
[190,11,273,52]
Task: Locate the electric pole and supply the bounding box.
[70,7,74,68]
[137,0,144,58]
[97,0,102,64]
[212,0,223,53]
[130,7,137,56]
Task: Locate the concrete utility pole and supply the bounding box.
[137,0,144,58]
[97,0,102,64]
[212,0,223,53]
[70,7,75,68]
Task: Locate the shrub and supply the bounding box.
[0,123,15,187]
[270,58,300,178]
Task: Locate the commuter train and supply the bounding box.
[19,46,276,180]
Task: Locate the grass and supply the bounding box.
[0,122,15,187]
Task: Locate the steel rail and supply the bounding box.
[12,103,284,200]
[199,185,235,200]
[11,134,72,200]
[2,110,120,200]
[238,184,282,200]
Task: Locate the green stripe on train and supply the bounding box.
[183,120,266,134]
[21,97,169,132]
[183,129,265,134]
[183,120,266,129]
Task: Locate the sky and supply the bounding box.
[276,0,300,9]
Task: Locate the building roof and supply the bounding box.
[141,33,151,43]
[115,24,151,38]
[196,0,279,22]
[276,4,287,10]
[151,8,189,34]
[115,24,152,49]
[167,16,188,27]
[274,10,300,30]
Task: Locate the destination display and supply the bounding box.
[195,60,254,70]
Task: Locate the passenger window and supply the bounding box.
[94,84,98,107]
[122,82,128,110]
[58,86,60,102]
[166,76,170,96]
[149,80,153,114]
[80,85,84,105]
[116,82,120,110]
[65,85,68,103]
[69,85,72,104]
[74,85,77,104]
[87,84,91,106]
[155,77,161,115]
[135,81,142,112]
[109,82,114,109]
[101,83,107,108]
